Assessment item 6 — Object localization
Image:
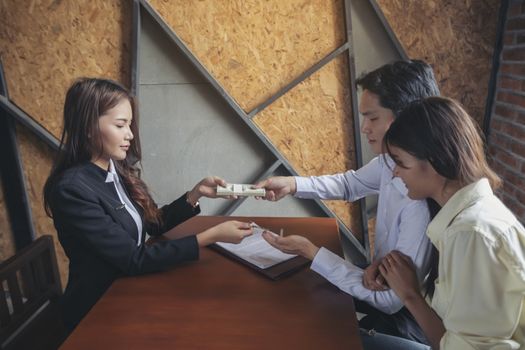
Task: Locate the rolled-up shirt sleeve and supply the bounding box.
[294,157,382,201]
[311,199,432,315]
[294,156,432,314]
[311,247,404,314]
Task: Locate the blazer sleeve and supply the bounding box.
[146,192,201,237]
[52,183,199,276]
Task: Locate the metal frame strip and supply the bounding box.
[367,0,409,60]
[131,0,141,97]
[483,0,510,139]
[247,43,350,118]
[0,96,59,151]
[0,62,37,250]
[344,0,370,261]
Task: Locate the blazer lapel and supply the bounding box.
[81,162,143,244]
[113,175,147,244]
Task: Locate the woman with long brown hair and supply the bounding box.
[370,97,525,349]
[44,78,252,332]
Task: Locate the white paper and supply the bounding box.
[216,223,297,269]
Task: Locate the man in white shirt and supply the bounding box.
[257,60,440,344]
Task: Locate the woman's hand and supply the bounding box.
[196,221,252,246]
[262,233,320,260]
[380,251,446,349]
[378,251,421,303]
[254,176,296,201]
[363,259,389,291]
[188,176,237,204]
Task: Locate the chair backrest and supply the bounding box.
[0,235,66,350]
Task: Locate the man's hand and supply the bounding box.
[379,251,420,303]
[262,233,319,260]
[363,258,389,291]
[254,176,296,202]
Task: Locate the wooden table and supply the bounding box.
[60,216,362,349]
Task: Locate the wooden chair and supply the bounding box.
[0,235,66,350]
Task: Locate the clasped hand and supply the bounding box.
[378,251,421,303]
[362,259,389,291]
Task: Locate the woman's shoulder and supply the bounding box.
[51,162,108,203]
[448,199,525,280]
[57,162,106,186]
[449,195,523,244]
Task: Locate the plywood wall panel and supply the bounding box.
[0,0,133,285]
[254,56,362,236]
[0,0,132,138]
[376,0,500,126]
[1,1,362,251]
[148,0,346,113]
[16,126,68,286]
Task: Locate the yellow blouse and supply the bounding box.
[427,178,525,349]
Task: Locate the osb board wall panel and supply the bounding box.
[254,55,362,237]
[0,179,16,261]
[0,0,132,138]
[148,0,346,113]
[376,0,500,126]
[16,126,68,287]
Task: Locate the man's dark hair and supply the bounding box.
[356,60,440,117]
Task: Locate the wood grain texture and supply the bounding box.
[61,216,362,350]
[0,0,133,284]
[0,0,132,137]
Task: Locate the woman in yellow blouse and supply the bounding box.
[376,97,525,349]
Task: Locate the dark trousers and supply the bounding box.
[355,299,430,345]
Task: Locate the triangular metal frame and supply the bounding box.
[134,0,371,260]
[0,0,420,261]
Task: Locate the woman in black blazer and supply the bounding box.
[44,78,252,332]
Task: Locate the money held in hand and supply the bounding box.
[216,184,266,197]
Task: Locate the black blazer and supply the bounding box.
[50,162,201,331]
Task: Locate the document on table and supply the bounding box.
[216,223,297,269]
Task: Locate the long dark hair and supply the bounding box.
[384,97,501,189]
[384,96,502,297]
[424,199,440,297]
[44,78,162,224]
